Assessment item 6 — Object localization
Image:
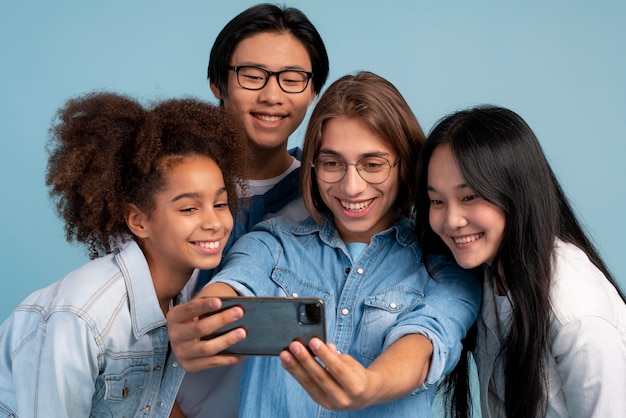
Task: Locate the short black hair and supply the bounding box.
[208,3,329,96]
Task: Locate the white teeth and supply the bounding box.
[254,114,283,122]
[340,199,372,211]
[454,233,483,244]
[197,241,220,249]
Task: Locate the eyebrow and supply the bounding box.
[170,187,227,203]
[427,183,471,192]
[235,62,311,72]
[318,149,391,159]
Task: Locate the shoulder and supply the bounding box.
[253,215,320,235]
[16,251,127,322]
[234,216,315,251]
[549,240,626,326]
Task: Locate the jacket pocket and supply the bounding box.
[360,287,423,360]
[103,364,151,401]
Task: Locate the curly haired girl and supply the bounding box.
[0,92,249,417]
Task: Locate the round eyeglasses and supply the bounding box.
[228,65,313,94]
[312,155,400,184]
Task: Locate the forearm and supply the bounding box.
[366,333,432,405]
[195,282,238,298]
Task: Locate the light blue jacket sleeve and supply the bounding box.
[1,308,100,417]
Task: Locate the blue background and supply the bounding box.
[1,0,624,336]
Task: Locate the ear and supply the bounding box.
[307,89,317,107]
[125,204,150,239]
[210,80,223,101]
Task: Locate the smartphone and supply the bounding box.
[201,296,327,356]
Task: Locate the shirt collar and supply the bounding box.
[292,213,414,247]
[115,240,167,339]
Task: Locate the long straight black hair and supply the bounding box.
[414,105,625,418]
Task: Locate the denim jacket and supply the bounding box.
[0,240,185,418]
[214,215,481,417]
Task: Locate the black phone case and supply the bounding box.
[203,296,327,356]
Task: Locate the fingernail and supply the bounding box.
[279,352,291,365]
[235,329,246,341]
[207,298,219,309]
[231,307,243,319]
[310,338,321,350]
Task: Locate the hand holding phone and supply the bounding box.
[201,297,326,356]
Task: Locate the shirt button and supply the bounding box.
[356,267,364,274]
[173,361,179,367]
[341,308,349,316]
[292,292,298,297]
[389,302,397,309]
[157,401,164,407]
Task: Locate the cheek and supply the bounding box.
[222,211,234,232]
[428,208,442,232]
[317,184,332,205]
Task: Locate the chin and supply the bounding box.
[452,255,483,270]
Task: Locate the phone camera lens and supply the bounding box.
[298,303,321,325]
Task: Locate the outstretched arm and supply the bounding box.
[279,333,432,411]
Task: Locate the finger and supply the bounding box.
[280,343,332,406]
[309,339,369,406]
[167,298,243,343]
[290,340,341,389]
[170,312,245,357]
[279,343,309,377]
[177,352,245,372]
[174,327,248,371]
[167,296,221,323]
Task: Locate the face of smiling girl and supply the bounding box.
[132,155,233,286]
[316,116,400,243]
[427,143,506,268]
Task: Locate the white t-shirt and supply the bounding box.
[244,156,308,222]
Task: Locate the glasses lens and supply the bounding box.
[358,157,391,183]
[236,67,268,90]
[278,71,310,93]
[314,157,346,183]
[314,156,392,184]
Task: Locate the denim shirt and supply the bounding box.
[214,215,481,417]
[0,240,185,418]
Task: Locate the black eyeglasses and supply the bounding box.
[227,65,313,94]
[312,155,400,184]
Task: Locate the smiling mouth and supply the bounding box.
[195,241,221,249]
[340,199,373,212]
[252,113,285,122]
[453,233,484,244]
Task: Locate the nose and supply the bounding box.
[339,164,368,196]
[444,203,468,230]
[201,209,224,231]
[258,74,283,104]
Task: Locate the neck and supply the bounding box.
[247,145,294,180]
[149,265,191,316]
[137,241,190,316]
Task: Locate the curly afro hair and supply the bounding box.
[46,92,249,259]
